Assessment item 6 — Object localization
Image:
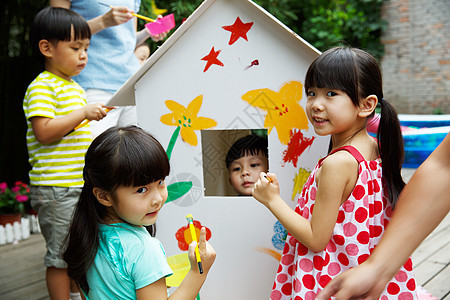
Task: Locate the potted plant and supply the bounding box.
[0,181,30,226]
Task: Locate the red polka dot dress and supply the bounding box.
[271,146,417,300]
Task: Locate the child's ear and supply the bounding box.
[359,95,378,117]
[92,187,113,207]
[38,40,53,58]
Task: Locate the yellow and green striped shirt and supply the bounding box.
[23,71,92,187]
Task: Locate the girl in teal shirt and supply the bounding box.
[63,126,216,299]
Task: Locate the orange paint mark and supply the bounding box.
[255,247,282,261]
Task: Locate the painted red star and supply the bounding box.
[201,47,224,72]
[222,17,254,45]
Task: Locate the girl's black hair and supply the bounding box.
[30,6,91,59]
[225,134,268,169]
[305,46,405,206]
[63,126,170,294]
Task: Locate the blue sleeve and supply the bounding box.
[131,236,173,290]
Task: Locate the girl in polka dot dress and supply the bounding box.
[252,47,417,299]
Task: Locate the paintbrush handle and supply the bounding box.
[189,225,202,259]
[132,12,155,22]
[189,223,203,274]
[186,214,203,274]
[74,119,90,131]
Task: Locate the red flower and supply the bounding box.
[0,182,7,193]
[175,220,212,251]
[0,181,30,214]
[15,194,29,203]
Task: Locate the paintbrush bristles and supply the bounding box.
[185,214,193,222]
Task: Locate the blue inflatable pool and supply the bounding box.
[399,115,450,168]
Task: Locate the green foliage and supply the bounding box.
[254,0,386,59]
[0,0,48,58]
[138,0,386,59]
[433,108,443,115]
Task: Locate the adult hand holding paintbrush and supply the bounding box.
[97,2,168,42]
[80,3,134,34]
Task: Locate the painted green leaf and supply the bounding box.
[167,181,193,203]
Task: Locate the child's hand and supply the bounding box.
[83,104,112,121]
[188,227,216,275]
[147,15,170,42]
[252,172,281,208]
[150,31,168,42]
[103,6,133,27]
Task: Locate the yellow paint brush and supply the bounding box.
[185,214,203,274]
[131,12,155,22]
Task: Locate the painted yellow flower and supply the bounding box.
[242,81,308,145]
[151,0,167,15]
[160,95,217,146]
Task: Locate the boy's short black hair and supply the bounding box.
[30,6,91,59]
[225,134,268,169]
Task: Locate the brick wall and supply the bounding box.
[380,0,449,114]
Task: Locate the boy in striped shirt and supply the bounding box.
[23,7,110,299]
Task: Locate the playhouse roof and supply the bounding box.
[107,0,320,106]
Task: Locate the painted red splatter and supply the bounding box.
[245,59,259,70]
[201,47,224,72]
[282,130,315,167]
[222,17,254,45]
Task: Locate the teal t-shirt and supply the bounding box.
[86,223,173,299]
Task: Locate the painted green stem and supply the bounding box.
[165,126,193,203]
[166,126,181,160]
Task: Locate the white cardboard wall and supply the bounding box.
[113,0,329,298]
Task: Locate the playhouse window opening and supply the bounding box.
[201,129,269,197]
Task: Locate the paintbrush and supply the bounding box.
[185,214,203,274]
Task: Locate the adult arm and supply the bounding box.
[317,133,450,299]
[50,0,133,34]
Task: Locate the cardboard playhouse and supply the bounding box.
[108,0,329,298]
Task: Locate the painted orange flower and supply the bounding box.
[160,95,217,146]
[242,81,308,145]
[175,220,212,251]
